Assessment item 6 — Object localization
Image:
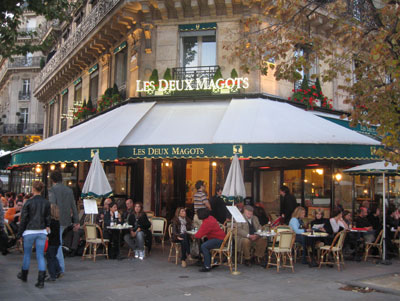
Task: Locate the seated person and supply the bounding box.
[96,198,112,227]
[354,207,374,243]
[104,202,122,259]
[309,209,328,232]
[368,206,382,232]
[289,206,318,267]
[5,200,23,235]
[63,208,89,256]
[342,210,352,228]
[194,208,226,272]
[171,207,192,268]
[327,209,348,234]
[123,202,151,260]
[237,205,267,266]
[122,198,135,223]
[253,205,269,227]
[386,207,400,254]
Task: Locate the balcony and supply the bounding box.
[172,66,220,92]
[0,57,43,88]
[18,91,31,101]
[37,20,61,43]
[17,27,38,40]
[1,123,43,135]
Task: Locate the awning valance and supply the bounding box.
[11,98,381,165]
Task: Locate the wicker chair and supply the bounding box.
[167,224,180,264]
[81,223,109,262]
[319,230,347,271]
[151,217,167,251]
[211,230,233,273]
[266,231,295,273]
[364,229,383,261]
[4,223,23,253]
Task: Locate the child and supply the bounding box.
[46,204,61,281]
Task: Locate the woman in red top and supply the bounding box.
[194,208,225,272]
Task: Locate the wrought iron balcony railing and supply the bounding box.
[1,123,43,135]
[0,56,42,84]
[18,91,31,100]
[172,66,220,90]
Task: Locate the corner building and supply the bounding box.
[11,0,396,220]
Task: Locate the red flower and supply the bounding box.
[312,85,316,89]
[288,97,291,100]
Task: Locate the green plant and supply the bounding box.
[213,67,223,82]
[290,76,332,110]
[230,68,238,78]
[16,112,21,116]
[98,85,122,112]
[163,68,172,81]
[112,83,119,96]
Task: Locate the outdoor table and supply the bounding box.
[186,230,198,236]
[257,231,277,238]
[107,224,132,260]
[301,232,329,238]
[350,228,368,233]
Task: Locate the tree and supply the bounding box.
[0,0,74,58]
[229,0,400,164]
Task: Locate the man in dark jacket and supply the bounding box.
[49,171,79,276]
[209,186,228,224]
[280,185,298,225]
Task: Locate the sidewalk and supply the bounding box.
[1,246,399,301]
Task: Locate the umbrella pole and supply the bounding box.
[232,222,241,275]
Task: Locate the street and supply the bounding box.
[1,245,399,301]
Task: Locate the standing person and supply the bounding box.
[194,208,225,272]
[209,186,228,224]
[280,185,298,225]
[17,181,51,288]
[0,200,8,256]
[46,204,61,281]
[193,180,211,228]
[48,171,79,276]
[171,207,192,268]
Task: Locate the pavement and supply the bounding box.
[1,245,400,301]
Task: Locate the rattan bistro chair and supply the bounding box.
[319,230,347,271]
[151,217,167,252]
[211,230,233,273]
[364,229,383,261]
[266,231,295,273]
[82,223,109,262]
[167,224,180,265]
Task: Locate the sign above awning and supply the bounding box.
[11,98,382,165]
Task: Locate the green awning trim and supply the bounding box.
[11,143,382,166]
[73,77,82,86]
[61,88,68,95]
[113,41,127,54]
[89,64,98,74]
[81,191,113,199]
[49,98,56,105]
[179,22,217,32]
[319,116,379,139]
[11,147,117,166]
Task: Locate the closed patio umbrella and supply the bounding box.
[222,155,246,203]
[343,161,399,263]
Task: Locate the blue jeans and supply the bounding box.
[22,233,47,271]
[56,226,65,273]
[200,238,223,268]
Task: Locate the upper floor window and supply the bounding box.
[22,79,30,94]
[179,23,217,68]
[114,43,127,90]
[61,91,68,132]
[20,108,28,127]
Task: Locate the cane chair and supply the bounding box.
[151,217,167,251]
[392,229,400,257]
[144,211,155,220]
[266,231,295,273]
[81,223,109,262]
[4,223,23,253]
[319,230,347,271]
[211,230,233,273]
[167,224,181,264]
[364,229,383,261]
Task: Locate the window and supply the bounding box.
[73,83,82,125]
[48,104,54,137]
[61,92,68,132]
[22,79,30,95]
[114,47,127,90]
[181,34,216,68]
[20,108,28,129]
[25,53,33,66]
[89,70,99,106]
